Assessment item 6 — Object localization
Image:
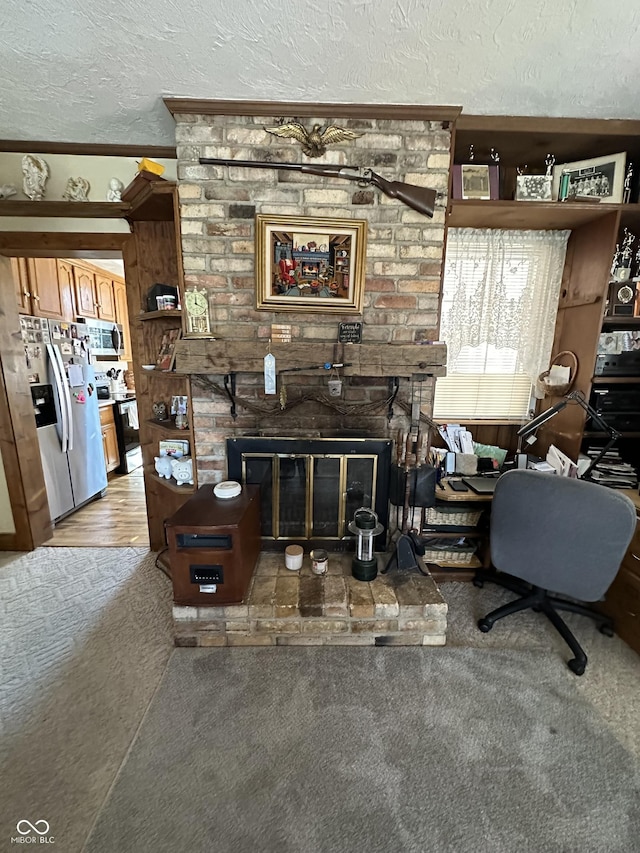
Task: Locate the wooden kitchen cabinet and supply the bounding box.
[25,258,75,321]
[113,278,132,362]
[12,258,30,313]
[74,265,99,318]
[99,404,120,474]
[96,274,117,321]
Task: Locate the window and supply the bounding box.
[433,228,570,421]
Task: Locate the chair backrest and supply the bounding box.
[490,470,637,600]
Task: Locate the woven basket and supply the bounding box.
[422,537,477,565]
[536,350,578,398]
[423,506,483,529]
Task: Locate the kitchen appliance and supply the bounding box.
[113,397,142,473]
[20,315,107,522]
[78,317,124,357]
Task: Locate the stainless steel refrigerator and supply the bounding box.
[21,315,107,522]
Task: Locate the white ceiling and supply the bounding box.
[2,0,640,147]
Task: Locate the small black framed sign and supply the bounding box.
[338,321,363,343]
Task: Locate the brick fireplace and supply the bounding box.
[168,102,452,646]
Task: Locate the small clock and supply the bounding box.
[607,280,637,317]
[184,286,211,337]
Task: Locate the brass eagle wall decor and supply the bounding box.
[264,121,363,158]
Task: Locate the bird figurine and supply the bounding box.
[264,121,363,158]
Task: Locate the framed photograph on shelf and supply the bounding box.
[452,164,499,200]
[552,152,627,203]
[255,214,367,314]
[515,174,552,202]
[156,328,181,371]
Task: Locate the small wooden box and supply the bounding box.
[165,484,261,606]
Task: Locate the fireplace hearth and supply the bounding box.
[227,436,392,550]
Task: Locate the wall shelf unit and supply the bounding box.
[121,172,194,551]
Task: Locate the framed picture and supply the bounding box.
[552,152,627,203]
[452,164,499,200]
[156,328,181,371]
[255,214,367,314]
[515,174,552,202]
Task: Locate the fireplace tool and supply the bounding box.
[383,377,437,576]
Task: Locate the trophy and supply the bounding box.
[613,228,636,281]
[623,163,634,204]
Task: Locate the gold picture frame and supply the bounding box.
[255,214,367,314]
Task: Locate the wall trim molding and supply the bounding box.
[0,140,176,158]
[163,98,462,123]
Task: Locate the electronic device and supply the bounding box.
[462,476,499,495]
[448,480,469,492]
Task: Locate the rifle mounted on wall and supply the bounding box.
[198,158,437,218]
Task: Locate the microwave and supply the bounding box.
[78,318,124,357]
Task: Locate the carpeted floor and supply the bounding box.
[0,547,638,853]
[0,547,174,852]
[84,646,640,853]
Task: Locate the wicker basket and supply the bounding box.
[536,350,578,398]
[422,537,477,565]
[423,505,483,530]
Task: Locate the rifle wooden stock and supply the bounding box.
[199,158,436,217]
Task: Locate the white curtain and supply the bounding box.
[434,228,570,420]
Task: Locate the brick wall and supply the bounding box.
[175,113,450,482]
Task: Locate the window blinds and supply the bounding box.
[434,228,570,421]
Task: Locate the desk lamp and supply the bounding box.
[516,390,621,480]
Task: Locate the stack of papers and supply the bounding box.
[438,424,474,454]
[546,444,578,477]
[585,447,638,489]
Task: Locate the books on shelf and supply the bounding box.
[584,446,638,489]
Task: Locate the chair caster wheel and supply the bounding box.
[598,624,614,637]
[568,658,586,676]
[477,618,493,633]
[473,578,484,588]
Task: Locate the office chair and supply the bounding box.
[473,469,636,675]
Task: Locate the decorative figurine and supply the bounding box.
[106,177,124,202]
[62,177,90,202]
[623,163,634,204]
[171,456,194,486]
[152,400,168,421]
[22,154,50,200]
[154,456,173,480]
[264,120,363,158]
[0,184,17,199]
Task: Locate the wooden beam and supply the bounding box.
[0,139,176,158]
[163,98,462,123]
[173,339,447,379]
[0,255,52,550]
[0,232,130,258]
[0,201,130,219]
[456,114,640,136]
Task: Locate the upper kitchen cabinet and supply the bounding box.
[73,264,99,319]
[12,258,30,314]
[96,274,117,321]
[25,258,75,322]
[112,278,132,363]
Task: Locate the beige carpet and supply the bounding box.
[0,547,638,852]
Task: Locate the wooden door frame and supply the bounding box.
[0,230,131,550]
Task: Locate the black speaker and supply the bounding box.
[388,464,436,507]
[147,283,179,312]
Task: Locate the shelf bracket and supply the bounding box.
[224,373,237,420]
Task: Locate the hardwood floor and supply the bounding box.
[45,468,150,548]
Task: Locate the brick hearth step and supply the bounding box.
[173,553,447,647]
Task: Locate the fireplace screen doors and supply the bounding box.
[227,438,392,545]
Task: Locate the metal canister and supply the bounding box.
[310,548,329,576]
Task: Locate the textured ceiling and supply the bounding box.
[2,0,640,147]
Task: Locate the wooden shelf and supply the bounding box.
[448,199,627,230]
[146,471,195,494]
[584,431,640,438]
[601,316,640,328]
[0,200,131,218]
[138,309,182,321]
[145,418,191,434]
[592,376,640,384]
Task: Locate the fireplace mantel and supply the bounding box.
[174,339,446,378]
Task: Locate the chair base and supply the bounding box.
[473,569,614,676]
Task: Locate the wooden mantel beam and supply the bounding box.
[173,339,447,379]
